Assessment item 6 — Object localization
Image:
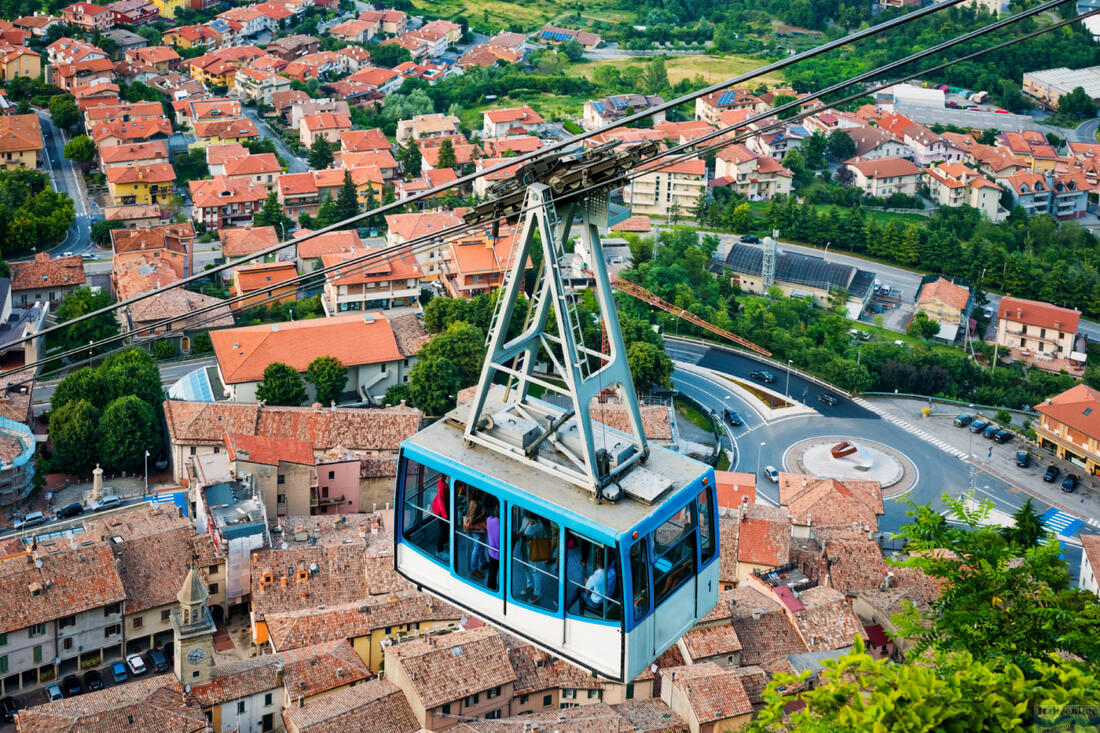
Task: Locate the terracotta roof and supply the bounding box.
[679,624,743,661]
[206,142,249,166]
[337,150,397,170]
[193,117,259,140]
[663,663,752,723]
[844,126,903,156]
[1082,534,1100,582]
[420,142,478,168]
[105,161,175,184]
[1035,383,1100,437]
[278,171,318,195]
[506,641,602,696]
[1000,295,1080,333]
[384,210,465,242]
[724,587,809,666]
[718,516,739,583]
[15,676,206,733]
[609,215,651,233]
[85,100,162,123]
[280,678,418,733]
[714,471,756,511]
[480,135,541,157]
[220,226,280,258]
[387,626,516,708]
[189,175,267,208]
[296,230,363,259]
[301,112,352,132]
[235,260,298,295]
[226,431,313,466]
[789,585,865,651]
[813,530,890,595]
[164,400,422,451]
[340,128,390,152]
[0,113,41,153]
[736,503,791,567]
[265,595,458,651]
[845,156,921,179]
[90,117,172,144]
[733,666,768,705]
[10,252,84,291]
[224,152,280,176]
[127,288,234,330]
[778,474,883,531]
[0,542,125,635]
[322,248,421,286]
[104,203,161,221]
[918,277,969,313]
[588,398,672,441]
[128,45,179,65]
[112,254,179,299]
[98,140,168,164]
[638,157,706,176]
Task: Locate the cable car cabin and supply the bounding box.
[394,404,718,683]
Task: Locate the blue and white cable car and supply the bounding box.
[394,179,719,681]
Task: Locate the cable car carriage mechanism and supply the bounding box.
[394,143,718,682]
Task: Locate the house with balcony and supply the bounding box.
[995,295,1083,372]
[482,105,545,137]
[105,161,175,205]
[320,248,422,315]
[996,171,1088,219]
[712,143,792,201]
[233,67,290,105]
[924,162,1001,219]
[1036,383,1100,476]
[0,114,41,170]
[189,175,267,230]
[442,228,530,299]
[234,260,298,310]
[844,157,922,198]
[61,2,114,30]
[622,157,707,220]
[300,111,352,149]
[277,171,320,219]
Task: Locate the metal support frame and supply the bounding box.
[463,183,648,497]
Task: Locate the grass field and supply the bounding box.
[458,92,590,128]
[410,0,630,32]
[564,54,785,86]
[744,201,929,229]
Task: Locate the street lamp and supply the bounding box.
[758,441,766,479]
[785,359,793,398]
[144,450,150,497]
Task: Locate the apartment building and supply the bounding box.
[623,158,707,219]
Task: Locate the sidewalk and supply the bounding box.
[3,468,176,529]
[863,395,1100,524]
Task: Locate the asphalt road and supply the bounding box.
[665,338,1096,576]
[31,111,95,259]
[243,108,309,174]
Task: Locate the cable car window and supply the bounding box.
[511,507,559,612]
[400,459,449,563]
[697,489,714,564]
[455,484,501,592]
[565,532,621,621]
[652,506,696,605]
[629,540,650,623]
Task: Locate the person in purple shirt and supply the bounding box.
[485,500,500,591]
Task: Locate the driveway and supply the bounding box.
[242,108,309,174]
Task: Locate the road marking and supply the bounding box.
[851,397,968,459]
[1041,508,1084,538]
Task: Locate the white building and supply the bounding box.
[623,158,707,219]
[1082,534,1100,595]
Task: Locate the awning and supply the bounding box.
[1071,351,1088,362]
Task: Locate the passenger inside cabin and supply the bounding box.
[431,475,448,554]
[485,500,501,591]
[513,509,558,611]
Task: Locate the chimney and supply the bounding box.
[1017,308,1022,319]
[751,608,762,621]
[1054,321,1061,330]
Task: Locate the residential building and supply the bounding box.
[695,88,766,125]
[61,2,114,30]
[12,14,63,38]
[321,248,422,315]
[225,432,315,518]
[286,98,349,131]
[997,171,1089,219]
[268,33,317,60]
[537,24,601,49]
[623,158,707,220]
[843,126,910,160]
[482,105,545,137]
[232,67,291,105]
[778,474,884,536]
[111,221,194,278]
[0,114,41,169]
[660,664,753,733]
[150,0,186,18]
[233,260,298,310]
[442,228,529,299]
[277,171,320,219]
[712,144,792,201]
[995,130,1061,172]
[385,210,466,283]
[104,202,164,228]
[1035,383,1100,475]
[924,162,1002,219]
[299,111,352,149]
[223,152,281,193]
[843,156,922,198]
[192,117,259,148]
[10,252,84,305]
[359,8,407,35]
[455,42,521,71]
[330,18,376,43]
[915,277,971,341]
[282,679,419,733]
[209,311,428,403]
[294,229,362,272]
[16,676,207,731]
[385,626,517,730]
[189,175,268,230]
[997,295,1081,364]
[0,44,39,81]
[108,0,159,26]
[1081,533,1100,595]
[105,161,176,205]
[395,112,461,145]
[98,139,169,172]
[220,225,280,262]
[582,94,665,131]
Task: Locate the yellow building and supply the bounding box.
[0,114,42,169]
[106,162,177,205]
[150,0,186,18]
[190,117,258,149]
[0,44,40,81]
[1036,383,1100,476]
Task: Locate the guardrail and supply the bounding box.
[672,391,723,467]
[861,391,1039,418]
[665,334,841,395]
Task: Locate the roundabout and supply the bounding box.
[783,436,917,498]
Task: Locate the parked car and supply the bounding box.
[1043,465,1061,482]
[741,235,761,244]
[764,465,779,482]
[750,370,776,384]
[61,674,83,697]
[13,511,46,530]
[818,393,840,406]
[44,683,63,702]
[983,306,994,319]
[723,409,742,426]
[1016,450,1030,468]
[1063,474,1079,493]
[994,429,1013,444]
[126,653,147,676]
[0,696,18,723]
[55,502,83,519]
[91,495,121,512]
[62,251,73,258]
[982,424,1000,439]
[954,414,973,427]
[147,648,169,674]
[110,660,128,683]
[83,669,103,691]
[969,419,989,433]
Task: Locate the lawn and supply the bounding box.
[410,0,630,33]
[459,92,590,128]
[674,397,714,432]
[847,321,966,358]
[564,54,786,87]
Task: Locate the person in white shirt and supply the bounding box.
[584,562,607,609]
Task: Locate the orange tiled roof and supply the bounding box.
[387,626,516,708]
[105,161,175,184]
[778,474,883,530]
[296,230,362,259]
[220,225,280,258]
[16,675,206,733]
[280,678,418,733]
[1000,295,1080,333]
[98,140,168,164]
[321,248,421,286]
[10,252,84,291]
[918,277,969,313]
[226,431,314,465]
[0,113,41,153]
[235,260,298,294]
[736,503,791,567]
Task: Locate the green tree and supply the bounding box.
[315,194,339,228]
[1058,85,1097,120]
[63,134,96,163]
[48,94,79,130]
[304,355,348,406]
[407,354,463,415]
[906,310,941,340]
[97,395,160,473]
[559,38,585,62]
[422,294,471,333]
[335,169,359,223]
[172,148,209,184]
[308,135,334,169]
[49,399,102,473]
[398,137,422,178]
[90,219,127,246]
[253,192,292,238]
[101,348,164,407]
[417,321,485,385]
[826,129,856,160]
[642,57,667,95]
[750,637,1100,733]
[626,341,672,392]
[892,495,1100,669]
[772,93,798,119]
[436,138,457,170]
[366,42,412,68]
[54,287,120,356]
[50,367,109,412]
[255,362,307,406]
[999,497,1046,549]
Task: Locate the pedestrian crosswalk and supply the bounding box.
[851,397,968,459]
[1041,508,1085,537]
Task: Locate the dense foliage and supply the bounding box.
[0,169,75,256]
[53,287,120,357]
[256,361,308,406]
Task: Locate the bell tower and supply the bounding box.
[172,566,215,686]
